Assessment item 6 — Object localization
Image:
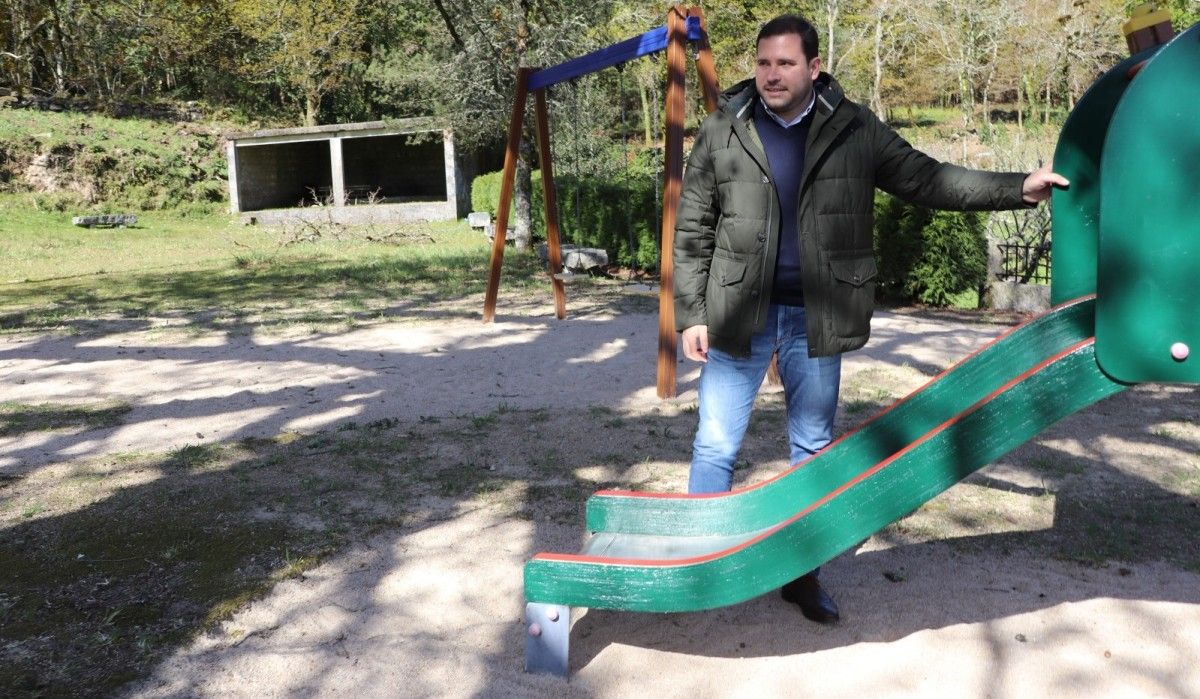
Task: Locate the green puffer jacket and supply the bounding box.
[674,75,1030,358]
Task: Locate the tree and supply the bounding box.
[860,0,920,118]
[0,0,253,107]
[814,0,871,76]
[1,0,47,96]
[910,0,1021,126]
[354,2,441,120]
[407,0,614,247]
[1052,0,1126,113]
[229,0,369,126]
[604,3,666,146]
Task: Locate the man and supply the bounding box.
[673,14,1067,624]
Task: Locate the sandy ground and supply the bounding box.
[0,305,1002,472]
[4,300,1199,697]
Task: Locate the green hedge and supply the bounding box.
[471,169,660,269]
[470,169,505,219]
[873,192,988,306]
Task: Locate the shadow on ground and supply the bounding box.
[2,274,1198,695]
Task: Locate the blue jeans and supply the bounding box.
[688,304,842,494]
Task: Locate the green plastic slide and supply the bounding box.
[525,298,1128,612]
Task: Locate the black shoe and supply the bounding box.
[781,573,840,624]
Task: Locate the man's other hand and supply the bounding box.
[1022,163,1070,204]
[681,325,709,363]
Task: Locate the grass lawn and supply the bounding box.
[0,196,548,334]
[0,196,276,283]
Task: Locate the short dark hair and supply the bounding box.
[756,14,819,61]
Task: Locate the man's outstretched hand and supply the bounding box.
[681,325,709,363]
[1023,162,1070,204]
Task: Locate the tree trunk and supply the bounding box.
[639,82,652,146]
[1017,82,1023,130]
[14,2,37,95]
[514,134,533,251]
[4,3,24,95]
[824,0,838,72]
[1021,74,1035,128]
[1044,80,1051,126]
[959,72,972,126]
[982,71,992,127]
[650,81,660,145]
[870,13,884,117]
[982,42,998,127]
[46,0,67,94]
[512,0,533,250]
[304,91,319,127]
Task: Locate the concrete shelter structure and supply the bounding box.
[225,118,463,224]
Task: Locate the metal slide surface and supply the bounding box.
[524,299,1128,612]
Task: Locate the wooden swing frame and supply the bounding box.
[481,4,720,398]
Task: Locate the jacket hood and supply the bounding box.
[719,73,844,120]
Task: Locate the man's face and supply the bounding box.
[755,33,821,121]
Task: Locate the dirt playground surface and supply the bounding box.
[2,293,1199,697]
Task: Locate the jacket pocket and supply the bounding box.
[714,254,747,286]
[706,250,755,336]
[828,252,878,339]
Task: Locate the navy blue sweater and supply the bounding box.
[754,99,813,306]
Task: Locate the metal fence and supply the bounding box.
[996,240,1052,284]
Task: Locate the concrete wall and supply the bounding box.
[235,140,332,211]
[240,201,455,226]
[341,135,446,201]
[228,121,460,221]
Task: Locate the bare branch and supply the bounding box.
[430,0,465,48]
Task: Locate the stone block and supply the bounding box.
[989,280,1050,313]
[536,244,608,270]
[72,214,138,228]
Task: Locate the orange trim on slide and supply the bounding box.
[592,295,1097,502]
[534,337,1096,567]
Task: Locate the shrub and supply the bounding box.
[873,192,988,306]
[470,169,504,217]
[470,168,660,269]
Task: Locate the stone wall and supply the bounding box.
[989,281,1051,312]
[239,201,456,226]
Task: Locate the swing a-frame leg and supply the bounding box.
[482,6,720,403]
